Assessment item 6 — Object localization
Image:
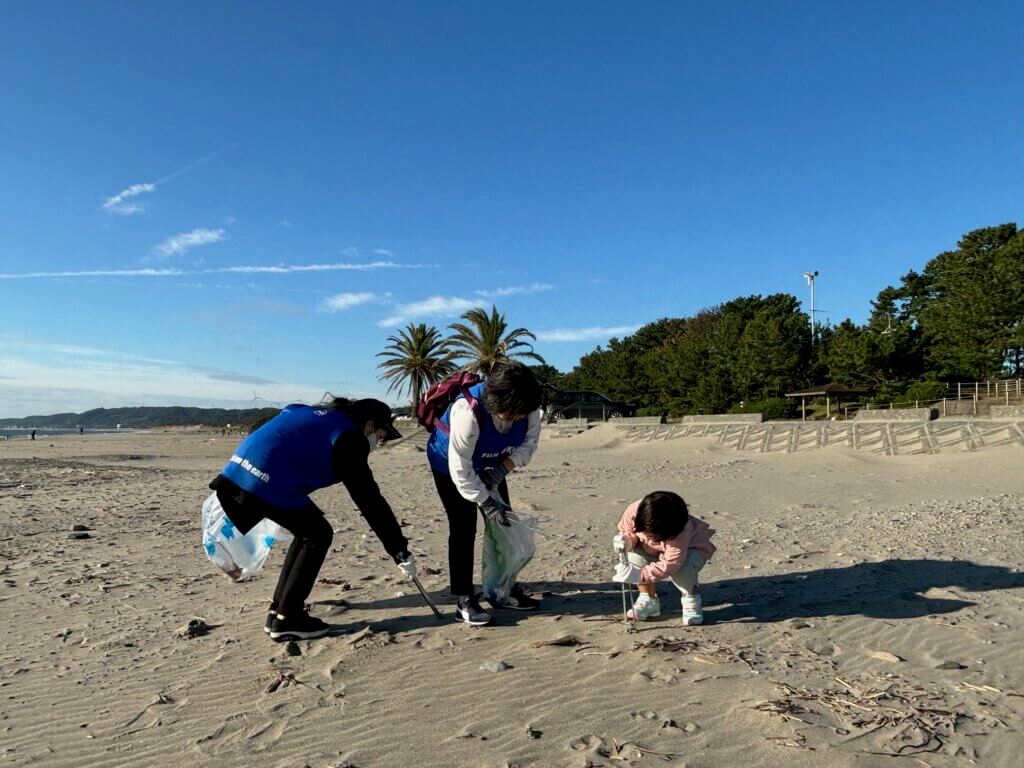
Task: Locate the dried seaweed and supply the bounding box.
[632,635,759,668]
[753,675,967,757]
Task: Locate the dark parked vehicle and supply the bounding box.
[547,390,638,421]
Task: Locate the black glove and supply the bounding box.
[480,496,512,527]
[478,464,508,490]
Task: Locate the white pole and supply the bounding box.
[803,271,818,348]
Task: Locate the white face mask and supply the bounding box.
[365,428,379,453]
[492,414,514,434]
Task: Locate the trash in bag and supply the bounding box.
[201,492,292,582]
[482,509,537,605]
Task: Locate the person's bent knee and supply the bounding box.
[626,551,650,569]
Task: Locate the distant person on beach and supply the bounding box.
[207,399,413,642]
[613,491,717,625]
[425,360,543,626]
[30,430,36,441]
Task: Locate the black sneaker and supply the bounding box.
[264,604,278,634]
[454,595,492,626]
[504,584,541,611]
[268,611,330,641]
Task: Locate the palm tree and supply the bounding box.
[376,324,457,409]
[447,305,546,373]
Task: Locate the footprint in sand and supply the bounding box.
[570,735,603,751]
[630,710,659,721]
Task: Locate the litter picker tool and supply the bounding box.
[409,574,444,620]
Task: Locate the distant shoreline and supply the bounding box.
[0,427,135,438]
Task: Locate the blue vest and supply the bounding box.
[427,383,528,475]
[220,404,355,509]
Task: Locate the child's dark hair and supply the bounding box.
[635,491,689,541]
[483,360,542,417]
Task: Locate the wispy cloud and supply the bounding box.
[101,150,224,216]
[476,283,553,299]
[535,324,642,343]
[379,295,483,328]
[102,182,156,215]
[321,292,382,313]
[0,261,428,280]
[154,228,226,258]
[372,248,393,257]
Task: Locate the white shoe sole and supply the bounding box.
[454,612,491,626]
[627,609,662,621]
[682,615,704,626]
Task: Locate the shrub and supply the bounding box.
[728,397,795,420]
[636,406,666,418]
[901,380,948,404]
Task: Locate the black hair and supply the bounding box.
[635,491,689,541]
[482,360,542,417]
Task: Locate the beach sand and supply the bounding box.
[2,427,1022,767]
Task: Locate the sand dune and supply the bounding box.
[2,428,1022,767]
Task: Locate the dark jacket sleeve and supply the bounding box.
[332,429,409,560]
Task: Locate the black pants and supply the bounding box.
[432,471,509,597]
[263,503,334,616]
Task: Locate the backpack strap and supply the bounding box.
[434,388,485,435]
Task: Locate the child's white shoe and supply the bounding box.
[627,593,661,621]
[682,593,703,626]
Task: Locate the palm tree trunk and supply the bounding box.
[412,378,422,412]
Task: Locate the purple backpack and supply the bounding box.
[417,371,482,433]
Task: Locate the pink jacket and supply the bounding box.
[617,500,717,582]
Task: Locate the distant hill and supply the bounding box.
[0,406,281,430]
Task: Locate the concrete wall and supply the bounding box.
[854,408,934,422]
[990,405,1024,419]
[679,413,764,424]
[543,418,589,427]
[613,416,666,425]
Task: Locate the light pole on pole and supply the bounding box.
[803,270,819,346]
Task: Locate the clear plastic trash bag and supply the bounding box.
[201,492,293,582]
[481,509,538,605]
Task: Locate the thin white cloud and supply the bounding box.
[102,182,156,215]
[321,292,381,313]
[535,324,642,343]
[476,283,553,299]
[0,261,428,280]
[372,248,393,256]
[378,295,483,328]
[101,150,223,216]
[154,228,226,258]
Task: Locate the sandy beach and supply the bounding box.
[2,428,1022,768]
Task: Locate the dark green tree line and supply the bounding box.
[551,223,1023,416]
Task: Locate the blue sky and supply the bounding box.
[1,2,1021,416]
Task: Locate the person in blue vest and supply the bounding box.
[427,360,543,626]
[208,398,414,641]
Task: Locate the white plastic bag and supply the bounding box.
[201,493,293,582]
[481,510,537,604]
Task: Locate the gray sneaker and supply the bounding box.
[455,595,492,626]
[682,593,703,626]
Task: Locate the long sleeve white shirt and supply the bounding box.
[447,400,542,503]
